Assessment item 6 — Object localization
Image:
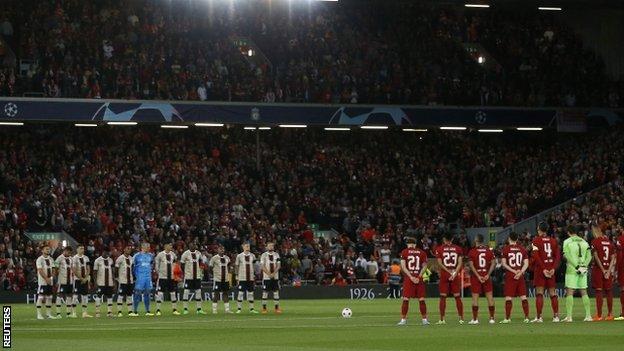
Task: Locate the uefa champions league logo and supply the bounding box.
[3,103,18,118]
[475,111,487,124]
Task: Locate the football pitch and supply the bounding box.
[9,298,624,351]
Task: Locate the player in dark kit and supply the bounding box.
[531,222,560,323]
[467,235,496,324]
[435,232,464,324]
[591,226,616,320]
[397,237,429,326]
[500,232,530,323]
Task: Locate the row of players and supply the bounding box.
[397,223,624,325]
[34,242,282,319]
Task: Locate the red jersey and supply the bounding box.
[592,237,614,270]
[435,244,463,271]
[501,244,528,279]
[468,245,495,275]
[531,236,560,271]
[400,247,428,276]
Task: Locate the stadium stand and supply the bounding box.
[0,0,621,106]
[0,125,622,290]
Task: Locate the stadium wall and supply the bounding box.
[1,97,620,128]
[2,284,621,304]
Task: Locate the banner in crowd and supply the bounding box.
[0,97,574,127]
[1,283,620,304]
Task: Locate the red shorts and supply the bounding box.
[533,270,556,289]
[504,277,527,297]
[470,276,493,295]
[592,267,613,290]
[439,273,461,295]
[402,280,425,299]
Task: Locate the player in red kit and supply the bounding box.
[591,226,616,320]
[530,222,560,322]
[397,237,430,326]
[467,234,496,324]
[616,229,624,321]
[500,232,530,323]
[435,232,464,325]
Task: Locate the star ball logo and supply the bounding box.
[3,103,17,118]
[2,306,10,349]
[475,110,487,124]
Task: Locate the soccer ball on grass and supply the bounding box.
[341,308,352,318]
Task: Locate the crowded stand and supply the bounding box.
[0,0,621,106]
[0,125,622,291]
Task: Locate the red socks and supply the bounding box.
[536,294,544,318]
[419,300,427,319]
[606,290,613,316]
[522,299,530,318]
[505,300,512,319]
[439,297,447,320]
[596,290,603,317]
[472,306,478,320]
[488,305,495,319]
[401,300,409,318]
[455,296,464,320]
[550,295,559,315]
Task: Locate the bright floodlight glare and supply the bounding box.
[325,127,350,131]
[478,56,485,64]
[195,123,224,127]
[478,129,503,133]
[107,121,137,126]
[258,127,271,130]
[0,121,24,126]
[465,4,490,8]
[538,7,562,11]
[403,128,428,132]
[360,126,388,130]
[517,127,543,131]
[279,124,307,128]
[75,123,98,127]
[244,127,257,130]
[161,125,189,129]
[440,126,467,130]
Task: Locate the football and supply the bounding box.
[341,308,352,318]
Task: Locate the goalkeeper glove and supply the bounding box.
[576,266,588,275]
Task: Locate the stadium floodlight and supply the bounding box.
[161,125,189,129]
[107,121,137,126]
[195,123,224,127]
[517,127,543,131]
[279,124,307,128]
[0,121,23,126]
[75,123,98,127]
[403,128,428,132]
[258,127,271,130]
[440,126,467,130]
[478,129,503,133]
[244,127,257,130]
[465,4,490,8]
[324,127,350,131]
[360,126,389,130]
[538,7,562,11]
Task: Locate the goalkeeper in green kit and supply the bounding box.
[562,225,593,322]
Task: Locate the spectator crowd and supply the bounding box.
[0,125,622,291]
[0,0,621,107]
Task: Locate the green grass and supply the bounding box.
[9,298,624,351]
